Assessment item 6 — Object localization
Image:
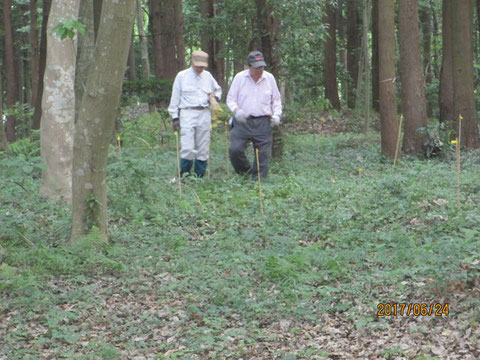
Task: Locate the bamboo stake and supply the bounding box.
[255,148,264,215]
[174,131,182,195]
[393,115,403,169]
[225,121,230,177]
[359,167,364,216]
[456,114,462,210]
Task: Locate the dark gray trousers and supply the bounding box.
[229,116,272,180]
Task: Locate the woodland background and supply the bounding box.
[1,0,480,358]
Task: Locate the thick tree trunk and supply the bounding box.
[3,0,18,142]
[347,0,361,108]
[32,0,52,130]
[420,6,433,118]
[174,0,186,71]
[30,0,40,109]
[399,0,428,155]
[371,0,379,112]
[378,0,398,158]
[150,0,178,79]
[71,0,136,242]
[40,0,80,201]
[323,2,341,110]
[149,0,164,79]
[439,0,454,125]
[451,0,480,148]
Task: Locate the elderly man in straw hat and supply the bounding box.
[168,50,222,178]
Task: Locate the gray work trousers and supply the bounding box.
[229,116,272,180]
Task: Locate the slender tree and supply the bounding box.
[399,0,428,154]
[371,0,379,112]
[30,0,40,109]
[439,0,453,125]
[346,0,361,108]
[451,0,480,148]
[32,0,52,130]
[323,1,341,110]
[378,0,398,157]
[71,0,136,242]
[127,31,138,81]
[0,71,11,152]
[420,5,433,117]
[3,0,18,142]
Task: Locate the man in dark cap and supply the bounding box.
[226,51,282,180]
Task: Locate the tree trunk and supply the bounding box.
[71,0,136,242]
[451,0,480,148]
[378,0,398,158]
[149,0,164,79]
[30,0,40,109]
[439,0,454,125]
[323,1,341,110]
[0,72,11,152]
[174,0,186,71]
[93,0,103,40]
[76,0,96,121]
[3,0,18,142]
[347,0,361,108]
[40,0,80,202]
[136,0,155,112]
[371,0,379,112]
[32,0,52,130]
[127,30,138,81]
[420,5,433,117]
[399,0,428,155]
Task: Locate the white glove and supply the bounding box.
[235,109,247,124]
[270,115,281,127]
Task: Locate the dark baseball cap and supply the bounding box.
[247,51,266,68]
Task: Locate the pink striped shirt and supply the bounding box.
[226,69,282,118]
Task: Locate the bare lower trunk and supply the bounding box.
[451,0,480,148]
[399,0,428,154]
[378,0,398,158]
[439,0,454,126]
[71,0,135,242]
[323,2,341,110]
[40,0,80,202]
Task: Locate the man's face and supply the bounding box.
[193,65,206,74]
[249,66,264,79]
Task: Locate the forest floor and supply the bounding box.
[1,111,480,359]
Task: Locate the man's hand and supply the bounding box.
[172,118,180,132]
[235,109,247,124]
[270,115,281,127]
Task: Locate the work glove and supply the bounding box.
[270,115,281,127]
[234,109,247,124]
[172,118,180,132]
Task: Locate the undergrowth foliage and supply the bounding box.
[1,119,480,358]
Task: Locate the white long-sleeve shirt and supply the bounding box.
[226,69,282,118]
[168,67,222,119]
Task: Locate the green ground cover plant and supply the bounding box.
[1,116,479,359]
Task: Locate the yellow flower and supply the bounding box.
[451,139,458,145]
[359,168,363,174]
[116,136,121,141]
